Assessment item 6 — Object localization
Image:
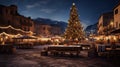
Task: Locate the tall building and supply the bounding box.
[114,2,120,29]
[96,1,120,44]
[34,22,62,37]
[34,22,51,37]
[50,24,62,36]
[0,5,34,35]
[97,12,113,35]
[0,4,62,37]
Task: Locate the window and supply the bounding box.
[10,10,17,15]
[116,22,119,28]
[10,10,13,15]
[24,27,27,31]
[43,27,46,30]
[0,10,2,14]
[119,23,120,28]
[6,9,8,14]
[115,9,118,14]
[7,20,10,25]
[27,27,30,31]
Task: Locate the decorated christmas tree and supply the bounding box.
[64,3,85,42]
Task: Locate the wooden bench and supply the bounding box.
[41,45,82,56]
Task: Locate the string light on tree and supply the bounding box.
[64,3,85,42]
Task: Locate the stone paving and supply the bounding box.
[0,46,119,67]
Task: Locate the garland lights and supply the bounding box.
[0,25,33,34]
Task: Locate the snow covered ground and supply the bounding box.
[0,45,119,67]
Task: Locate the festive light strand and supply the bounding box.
[0,25,33,34]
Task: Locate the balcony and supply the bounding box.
[103,26,116,35]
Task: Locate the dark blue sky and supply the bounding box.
[0,0,119,28]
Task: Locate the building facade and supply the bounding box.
[0,5,34,35]
[96,1,120,44]
[50,24,62,36]
[97,12,114,35]
[34,23,51,37]
[114,2,120,30]
[34,23,62,37]
[0,5,62,37]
